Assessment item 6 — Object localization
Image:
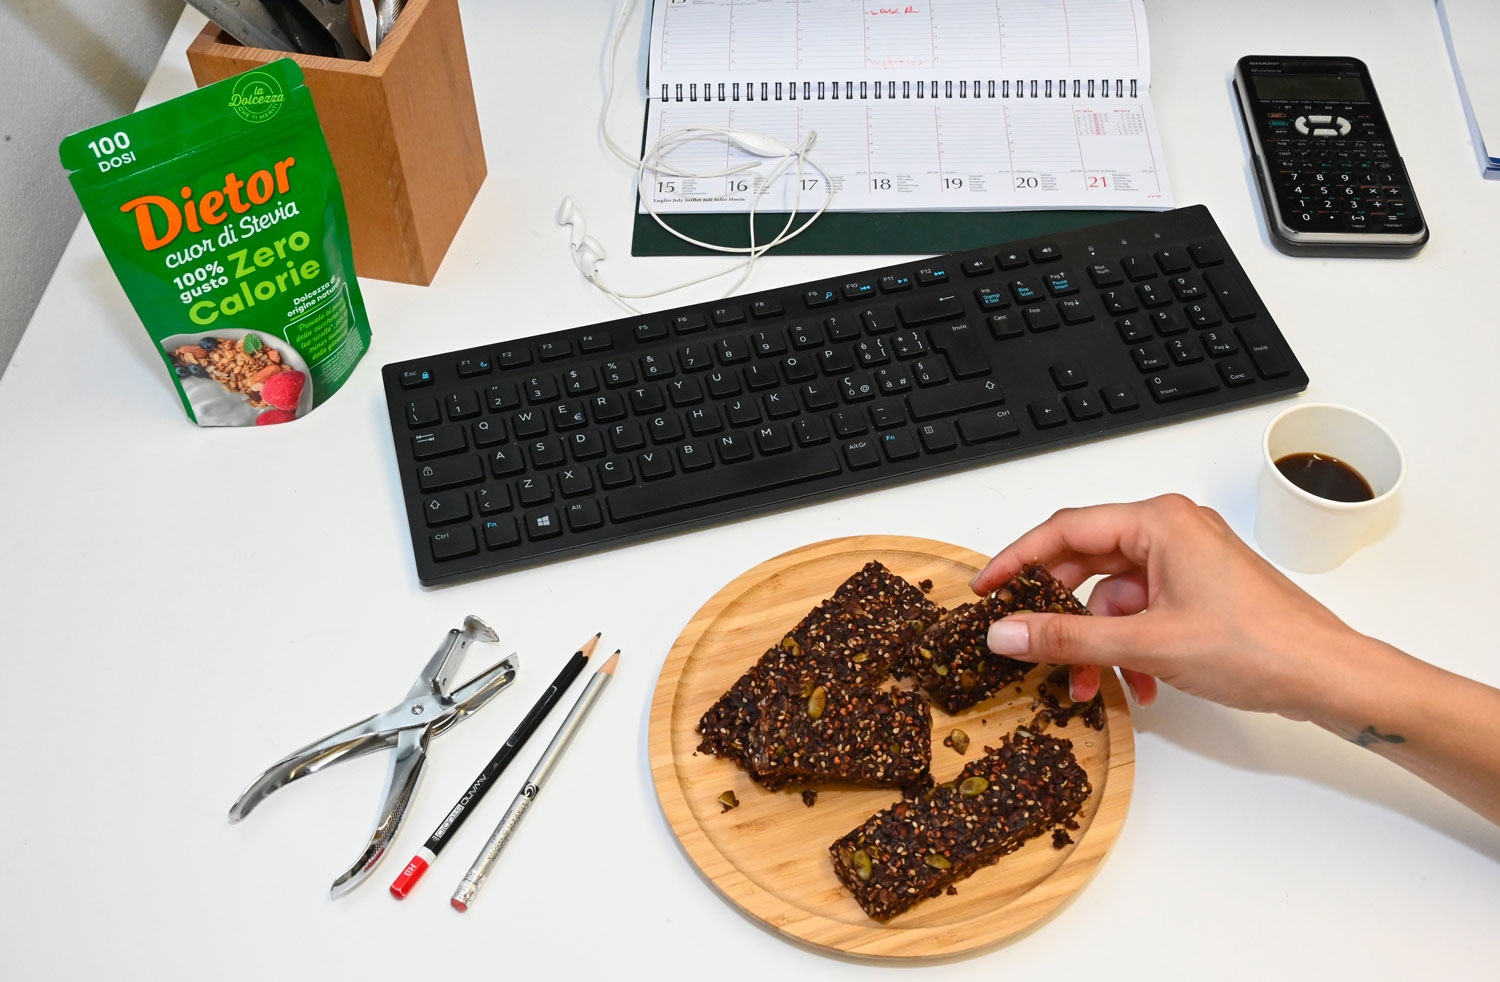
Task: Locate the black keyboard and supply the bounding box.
[383,205,1307,585]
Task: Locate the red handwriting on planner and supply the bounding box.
[869,6,919,14]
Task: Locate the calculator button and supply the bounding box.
[1335,117,1352,135]
[1312,128,1338,137]
[1306,114,1332,125]
[1294,116,1309,135]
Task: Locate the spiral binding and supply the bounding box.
[661,77,1138,103]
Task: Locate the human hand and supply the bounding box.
[970,494,1367,720]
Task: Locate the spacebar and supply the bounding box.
[607,449,841,522]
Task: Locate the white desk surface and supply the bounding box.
[3,1,1497,978]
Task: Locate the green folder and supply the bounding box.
[631,208,1137,257]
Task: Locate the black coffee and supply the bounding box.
[1274,452,1375,502]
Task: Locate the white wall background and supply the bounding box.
[0,0,183,381]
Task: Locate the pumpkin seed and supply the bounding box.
[718,790,739,810]
[807,685,827,719]
[949,729,970,754]
[852,849,873,881]
[924,854,952,869]
[959,776,989,797]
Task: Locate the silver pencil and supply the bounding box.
[450,650,620,912]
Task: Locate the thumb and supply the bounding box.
[986,611,1157,670]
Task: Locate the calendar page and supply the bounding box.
[638,0,1171,214]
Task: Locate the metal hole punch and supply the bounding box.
[228,615,519,897]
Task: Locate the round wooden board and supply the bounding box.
[648,535,1134,960]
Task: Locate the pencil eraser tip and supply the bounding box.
[450,898,468,912]
[389,856,429,899]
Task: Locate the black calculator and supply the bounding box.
[1234,55,1427,255]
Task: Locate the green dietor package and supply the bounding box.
[60,59,370,426]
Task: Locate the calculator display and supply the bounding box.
[1252,73,1368,103]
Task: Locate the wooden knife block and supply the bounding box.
[186,0,486,285]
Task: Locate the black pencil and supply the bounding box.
[388,632,599,898]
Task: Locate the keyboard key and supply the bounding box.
[988,312,1023,340]
[1044,271,1078,296]
[804,286,838,308]
[906,377,1004,420]
[1168,274,1204,301]
[875,364,912,394]
[841,280,876,301]
[995,249,1027,270]
[1023,305,1059,332]
[601,360,637,388]
[1218,360,1255,387]
[1151,309,1187,337]
[431,526,478,561]
[917,420,957,452]
[1028,399,1066,428]
[638,449,675,480]
[537,339,572,362]
[911,358,951,386]
[1205,270,1257,321]
[975,286,1008,310]
[788,322,824,349]
[1147,367,1219,402]
[832,410,867,437]
[715,336,751,364]
[609,421,645,451]
[914,265,951,285]
[678,440,714,471]
[485,382,520,411]
[754,423,793,454]
[1087,263,1123,287]
[525,375,560,403]
[744,363,779,390]
[1029,243,1061,262]
[1167,336,1205,365]
[646,413,684,444]
[673,311,708,334]
[861,305,898,333]
[714,432,752,463]
[565,500,605,531]
[1058,298,1094,324]
[1201,329,1238,357]
[842,437,880,470]
[1131,344,1169,372]
[417,455,483,492]
[1065,391,1104,420]
[749,297,783,319]
[482,517,519,549]
[412,427,466,459]
[1115,315,1151,343]
[869,403,904,429]
[598,457,633,487]
[446,391,479,420]
[764,390,799,418]
[1184,301,1221,328]
[1049,361,1087,390]
[880,430,919,461]
[686,405,723,435]
[639,352,674,380]
[578,332,612,353]
[564,366,598,395]
[552,402,588,430]
[963,257,995,276]
[558,466,595,496]
[633,321,668,343]
[795,416,830,445]
[726,398,761,427]
[1136,282,1170,308]
[524,507,562,540]
[879,273,914,292]
[856,337,891,366]
[1009,278,1044,304]
[897,292,963,327]
[825,313,862,341]
[676,343,712,373]
[457,357,491,378]
[400,367,433,388]
[801,382,838,411]
[476,484,511,515]
[512,409,546,438]
[667,377,704,406]
[928,323,990,378]
[891,330,926,357]
[629,385,665,413]
[1100,383,1138,413]
[707,371,742,398]
[1101,289,1137,315]
[1236,323,1292,377]
[957,408,1020,443]
[609,448,841,520]
[591,392,626,422]
[406,398,440,427]
[489,446,524,477]
[497,345,533,368]
[1122,255,1156,280]
[423,491,471,526]
[840,372,878,401]
[1154,248,1191,274]
[527,437,566,468]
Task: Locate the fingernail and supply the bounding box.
[1070,676,1084,703]
[967,571,981,590]
[987,619,1030,655]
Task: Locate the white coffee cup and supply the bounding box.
[1254,403,1406,573]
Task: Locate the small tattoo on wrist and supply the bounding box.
[1350,725,1406,748]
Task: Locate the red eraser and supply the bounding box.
[450,898,468,913]
[389,854,430,899]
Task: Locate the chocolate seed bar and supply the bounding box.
[698,563,942,764]
[828,729,1092,921]
[907,563,1088,714]
[747,684,932,791]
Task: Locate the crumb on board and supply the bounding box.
[1052,828,1074,849]
[919,578,934,593]
[718,790,739,812]
[801,790,818,808]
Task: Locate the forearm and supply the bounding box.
[1311,635,1500,825]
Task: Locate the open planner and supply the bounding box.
[642,0,1174,215]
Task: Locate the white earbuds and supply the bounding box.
[561,0,837,315]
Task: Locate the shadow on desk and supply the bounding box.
[1136,690,1500,864]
